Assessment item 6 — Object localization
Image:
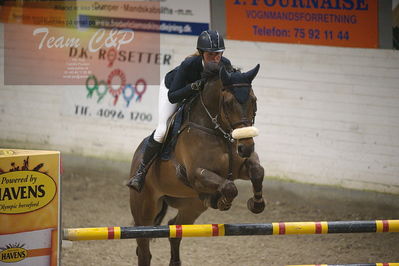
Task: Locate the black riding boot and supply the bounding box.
[127,134,162,192]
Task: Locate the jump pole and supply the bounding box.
[285,262,399,266]
[63,220,399,241]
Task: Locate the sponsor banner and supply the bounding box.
[3,1,161,85]
[226,0,378,48]
[159,0,210,35]
[0,171,56,215]
[77,14,208,35]
[0,229,54,265]
[77,0,210,35]
[0,149,60,266]
[159,20,208,35]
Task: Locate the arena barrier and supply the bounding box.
[285,262,399,266]
[63,219,399,241]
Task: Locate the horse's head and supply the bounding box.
[201,63,260,158]
[219,64,260,158]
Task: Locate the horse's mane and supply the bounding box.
[201,62,221,80]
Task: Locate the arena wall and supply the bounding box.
[1,29,398,194]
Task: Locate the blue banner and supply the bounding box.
[79,15,208,35]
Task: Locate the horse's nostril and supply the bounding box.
[238,143,254,158]
[238,145,244,154]
[238,144,248,156]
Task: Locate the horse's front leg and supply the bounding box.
[193,168,238,211]
[244,152,266,213]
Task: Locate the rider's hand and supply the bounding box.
[191,78,206,91]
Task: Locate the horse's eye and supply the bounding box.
[223,93,234,107]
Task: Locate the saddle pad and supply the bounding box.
[160,105,184,160]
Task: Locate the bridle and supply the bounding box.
[200,91,234,143]
[199,83,255,143]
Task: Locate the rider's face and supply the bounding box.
[203,51,222,64]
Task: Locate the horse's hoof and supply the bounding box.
[217,197,232,211]
[220,180,238,199]
[247,197,265,214]
[218,203,232,211]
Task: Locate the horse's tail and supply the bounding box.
[154,198,168,226]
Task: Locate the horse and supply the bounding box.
[129,63,265,266]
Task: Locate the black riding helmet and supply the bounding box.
[197,30,225,53]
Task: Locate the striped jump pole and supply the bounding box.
[63,219,399,241]
[285,262,399,266]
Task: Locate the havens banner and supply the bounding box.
[0,149,60,266]
[226,0,378,48]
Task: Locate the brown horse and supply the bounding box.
[129,63,265,266]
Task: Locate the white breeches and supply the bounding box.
[153,79,177,143]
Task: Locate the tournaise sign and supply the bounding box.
[226,0,378,48]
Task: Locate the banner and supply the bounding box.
[0,149,60,266]
[2,1,167,125]
[3,1,162,86]
[226,0,378,48]
[159,0,210,35]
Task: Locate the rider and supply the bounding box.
[127,30,234,192]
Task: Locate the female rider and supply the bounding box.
[127,30,234,192]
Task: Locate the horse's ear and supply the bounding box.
[219,66,231,85]
[244,64,260,83]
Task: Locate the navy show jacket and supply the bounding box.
[165,55,232,104]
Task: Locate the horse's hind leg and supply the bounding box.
[244,152,266,213]
[130,189,163,266]
[165,197,207,266]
